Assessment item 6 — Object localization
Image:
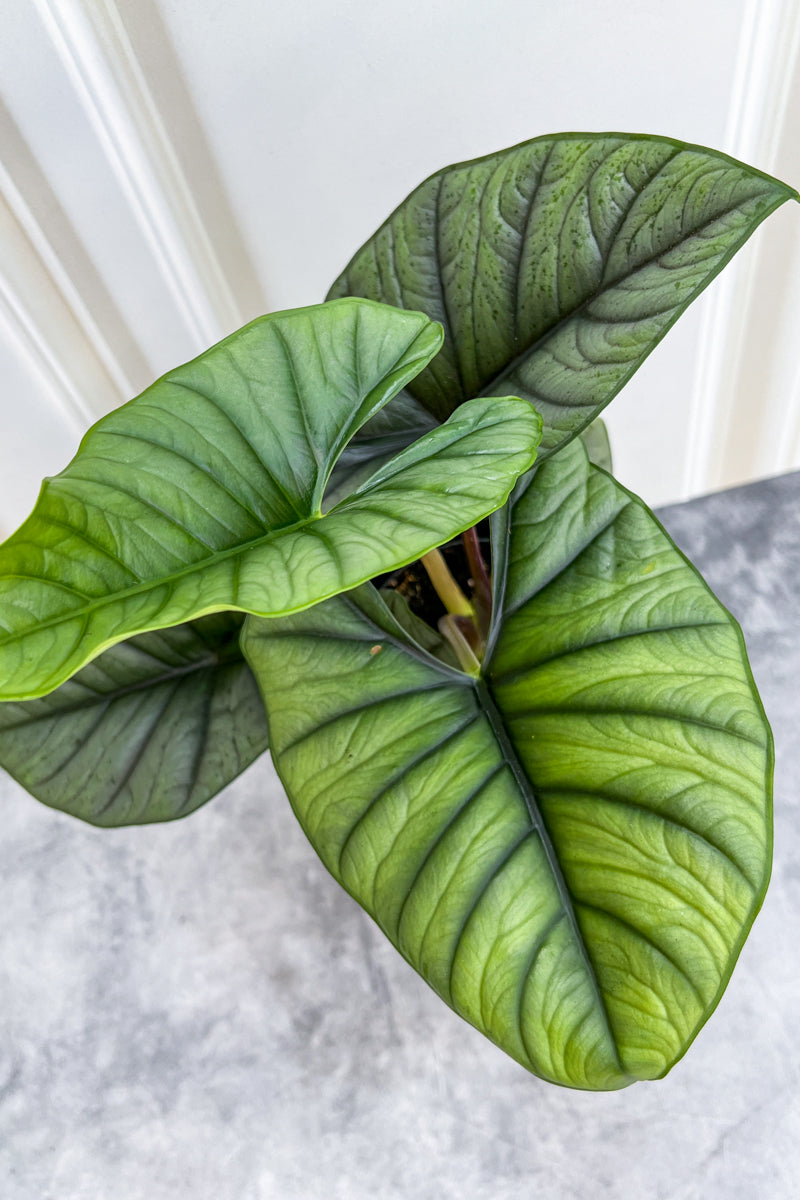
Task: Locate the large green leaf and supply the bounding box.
[329,133,796,454]
[0,298,542,701]
[0,614,267,826]
[242,437,771,1090]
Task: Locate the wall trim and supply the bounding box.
[0,155,134,403]
[0,163,132,430]
[683,0,800,497]
[34,0,243,353]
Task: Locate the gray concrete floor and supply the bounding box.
[1,472,798,1199]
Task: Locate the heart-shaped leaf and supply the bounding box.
[0,613,267,826]
[329,133,796,454]
[242,437,771,1090]
[0,298,543,701]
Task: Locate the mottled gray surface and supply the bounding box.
[2,473,799,1199]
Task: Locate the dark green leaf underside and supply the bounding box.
[329,132,796,454]
[243,438,771,1090]
[0,613,267,826]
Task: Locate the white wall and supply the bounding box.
[0,0,798,536]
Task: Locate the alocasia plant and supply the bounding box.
[0,133,795,1090]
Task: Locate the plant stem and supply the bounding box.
[462,526,492,636]
[438,615,481,675]
[420,548,474,617]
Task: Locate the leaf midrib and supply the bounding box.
[350,597,624,1054]
[0,412,526,656]
[0,506,313,648]
[472,675,626,1076]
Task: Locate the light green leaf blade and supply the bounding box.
[242,438,771,1090]
[0,299,542,700]
[329,132,797,453]
[0,614,267,826]
[579,417,612,471]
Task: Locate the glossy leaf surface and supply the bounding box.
[329,133,796,454]
[0,614,266,826]
[0,299,542,700]
[243,438,771,1090]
